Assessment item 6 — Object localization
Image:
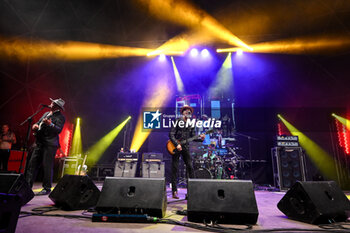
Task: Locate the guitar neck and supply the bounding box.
[179,130,213,145]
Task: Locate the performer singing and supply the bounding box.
[25,98,65,195]
[169,105,204,199]
[0,124,16,171]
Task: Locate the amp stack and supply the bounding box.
[142,152,164,178]
[114,152,140,177]
[272,135,307,191]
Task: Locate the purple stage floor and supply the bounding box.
[15,182,350,233]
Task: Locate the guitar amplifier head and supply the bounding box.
[117,152,139,162]
[142,152,163,162]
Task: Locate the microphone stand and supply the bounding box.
[234,132,259,182]
[19,106,46,174]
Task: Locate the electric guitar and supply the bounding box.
[166,129,214,155]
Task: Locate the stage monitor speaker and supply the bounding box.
[272,147,306,191]
[187,179,259,224]
[96,177,167,218]
[142,162,164,178]
[0,173,34,206]
[114,161,137,177]
[49,175,100,210]
[277,181,350,224]
[0,193,21,233]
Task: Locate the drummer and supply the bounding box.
[202,143,217,161]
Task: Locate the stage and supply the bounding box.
[15,182,350,233]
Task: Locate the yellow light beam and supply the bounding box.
[278,114,338,180]
[130,81,172,152]
[209,52,232,97]
[170,56,185,94]
[147,31,213,57]
[217,36,350,54]
[0,38,154,62]
[137,0,251,52]
[70,117,82,156]
[332,114,350,131]
[87,116,131,165]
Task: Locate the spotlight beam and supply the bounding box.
[0,38,154,62]
[217,35,350,54]
[278,114,339,180]
[209,53,232,97]
[130,82,172,152]
[332,114,350,131]
[138,0,251,54]
[171,56,185,94]
[71,117,82,156]
[87,116,131,165]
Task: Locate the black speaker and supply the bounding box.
[49,175,100,210]
[0,173,34,206]
[0,193,21,233]
[272,147,306,191]
[277,181,350,224]
[187,179,259,224]
[96,177,167,218]
[142,162,165,178]
[114,161,137,177]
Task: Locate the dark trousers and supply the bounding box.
[171,147,194,192]
[0,149,11,171]
[25,144,57,190]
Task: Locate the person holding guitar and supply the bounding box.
[25,98,65,195]
[169,105,205,199]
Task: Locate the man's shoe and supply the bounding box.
[172,191,179,199]
[35,189,51,196]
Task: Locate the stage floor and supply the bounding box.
[16,182,350,233]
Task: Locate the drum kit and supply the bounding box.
[190,134,242,180]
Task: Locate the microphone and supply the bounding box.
[40,104,51,108]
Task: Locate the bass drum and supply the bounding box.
[194,168,212,179]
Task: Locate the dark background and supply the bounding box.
[1,0,350,185]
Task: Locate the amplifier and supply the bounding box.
[276,135,298,141]
[142,162,165,178]
[117,152,139,162]
[142,153,163,162]
[277,141,299,147]
[88,164,115,181]
[114,161,137,177]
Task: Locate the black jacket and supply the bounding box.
[169,118,196,148]
[35,111,65,147]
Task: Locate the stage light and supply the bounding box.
[237,49,243,55]
[87,116,131,165]
[332,113,350,131]
[201,49,209,57]
[0,38,154,62]
[159,54,166,61]
[171,56,185,94]
[190,48,199,57]
[71,117,82,157]
[278,114,338,180]
[209,53,232,97]
[332,114,350,155]
[58,123,73,158]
